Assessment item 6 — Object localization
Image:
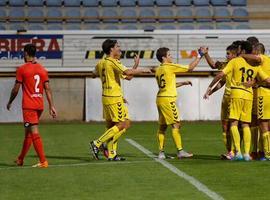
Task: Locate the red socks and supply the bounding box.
[31,133,46,163]
[18,133,32,161]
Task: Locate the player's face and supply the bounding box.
[163,51,173,63]
[111,42,122,59]
[226,50,236,61]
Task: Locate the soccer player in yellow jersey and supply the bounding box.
[155,47,203,159]
[90,39,150,161]
[205,41,270,161]
[202,44,238,160]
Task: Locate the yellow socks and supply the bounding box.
[231,125,241,153]
[172,128,183,151]
[112,129,126,153]
[157,130,165,151]
[262,131,270,157]
[243,127,251,155]
[95,125,119,148]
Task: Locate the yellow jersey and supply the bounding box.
[155,63,189,101]
[217,62,231,96]
[95,57,127,105]
[222,57,268,100]
[257,54,270,96]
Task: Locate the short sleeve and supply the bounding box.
[257,67,269,81]
[222,60,234,75]
[16,67,23,83]
[110,59,127,73]
[170,63,189,73]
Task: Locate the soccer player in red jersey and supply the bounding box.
[7,43,57,168]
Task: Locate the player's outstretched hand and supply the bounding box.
[50,106,57,118]
[6,103,11,111]
[199,46,208,54]
[203,88,211,100]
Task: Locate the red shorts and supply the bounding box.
[23,109,43,127]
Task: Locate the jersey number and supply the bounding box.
[239,67,254,82]
[34,75,40,93]
[156,74,166,88]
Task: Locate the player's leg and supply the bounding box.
[15,128,32,166]
[157,124,167,159]
[258,120,270,160]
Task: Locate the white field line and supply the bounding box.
[0,160,154,171]
[126,138,225,200]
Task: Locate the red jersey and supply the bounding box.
[16,61,49,110]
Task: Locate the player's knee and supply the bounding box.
[159,124,167,132]
[125,120,131,129]
[172,122,181,129]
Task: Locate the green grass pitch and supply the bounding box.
[1,122,270,200]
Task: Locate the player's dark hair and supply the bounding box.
[156,47,170,63]
[240,41,253,54]
[226,44,238,54]
[246,36,259,46]
[24,43,36,57]
[102,39,118,55]
[231,40,242,48]
[254,43,265,54]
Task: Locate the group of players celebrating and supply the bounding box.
[8,36,270,168]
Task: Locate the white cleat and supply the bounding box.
[158,151,166,159]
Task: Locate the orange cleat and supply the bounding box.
[14,158,24,166]
[32,160,49,168]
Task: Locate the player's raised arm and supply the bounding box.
[44,82,57,118]
[124,54,141,80]
[187,49,204,72]
[200,46,218,69]
[6,82,21,110]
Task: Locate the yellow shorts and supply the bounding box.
[103,102,129,122]
[221,95,230,121]
[157,99,180,125]
[229,98,252,123]
[257,96,270,120]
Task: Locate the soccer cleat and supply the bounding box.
[14,158,23,166]
[32,160,48,168]
[232,152,243,161]
[177,150,193,159]
[243,154,251,161]
[90,141,99,160]
[108,155,126,161]
[221,151,234,160]
[250,152,258,160]
[158,151,166,159]
[258,151,265,160]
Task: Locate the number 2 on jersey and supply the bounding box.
[34,74,40,93]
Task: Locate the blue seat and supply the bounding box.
[235,23,250,29]
[122,25,138,30]
[64,0,81,6]
[160,25,176,30]
[65,23,81,29]
[156,0,173,6]
[47,24,63,30]
[101,0,118,6]
[159,8,174,23]
[121,9,137,23]
[175,0,192,6]
[230,0,247,6]
[82,0,98,6]
[210,0,227,6]
[9,8,25,21]
[138,0,154,6]
[119,0,136,7]
[216,23,233,29]
[0,8,7,21]
[142,25,156,31]
[47,8,63,22]
[27,0,44,6]
[102,8,118,23]
[28,23,45,30]
[27,8,44,22]
[0,0,6,6]
[140,8,156,23]
[84,8,99,23]
[104,25,119,30]
[193,0,209,6]
[0,24,6,30]
[214,7,231,22]
[232,8,248,22]
[9,0,25,6]
[198,24,214,29]
[46,0,62,6]
[64,8,81,22]
[84,24,100,30]
[176,8,193,23]
[195,7,212,22]
[9,23,26,30]
[180,24,194,29]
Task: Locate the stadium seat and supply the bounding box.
[122,24,138,30]
[27,0,44,6]
[198,23,214,29]
[0,24,6,30]
[47,24,63,30]
[102,8,118,23]
[235,23,250,29]
[159,8,174,23]
[176,8,193,23]
[65,23,81,29]
[0,8,7,21]
[119,0,136,7]
[216,23,233,29]
[28,23,46,30]
[195,7,212,22]
[47,8,63,22]
[210,0,227,6]
[82,0,99,6]
[121,9,137,23]
[84,24,100,30]
[9,23,26,30]
[138,0,154,7]
[142,25,156,31]
[193,0,210,6]
[84,8,99,23]
[104,25,119,30]
[64,8,81,22]
[64,0,81,6]
[140,8,156,23]
[0,0,6,6]
[156,0,173,6]
[232,8,248,22]
[175,0,192,6]
[27,8,44,22]
[46,0,62,6]
[179,24,195,29]
[230,0,247,6]
[101,0,118,7]
[9,0,25,6]
[9,8,25,21]
[214,7,231,22]
[160,25,176,30]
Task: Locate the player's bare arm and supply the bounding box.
[6,82,21,110]
[124,54,140,80]
[240,54,262,64]
[123,67,151,76]
[203,79,225,99]
[204,72,225,99]
[187,50,204,72]
[176,81,192,88]
[44,82,57,118]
